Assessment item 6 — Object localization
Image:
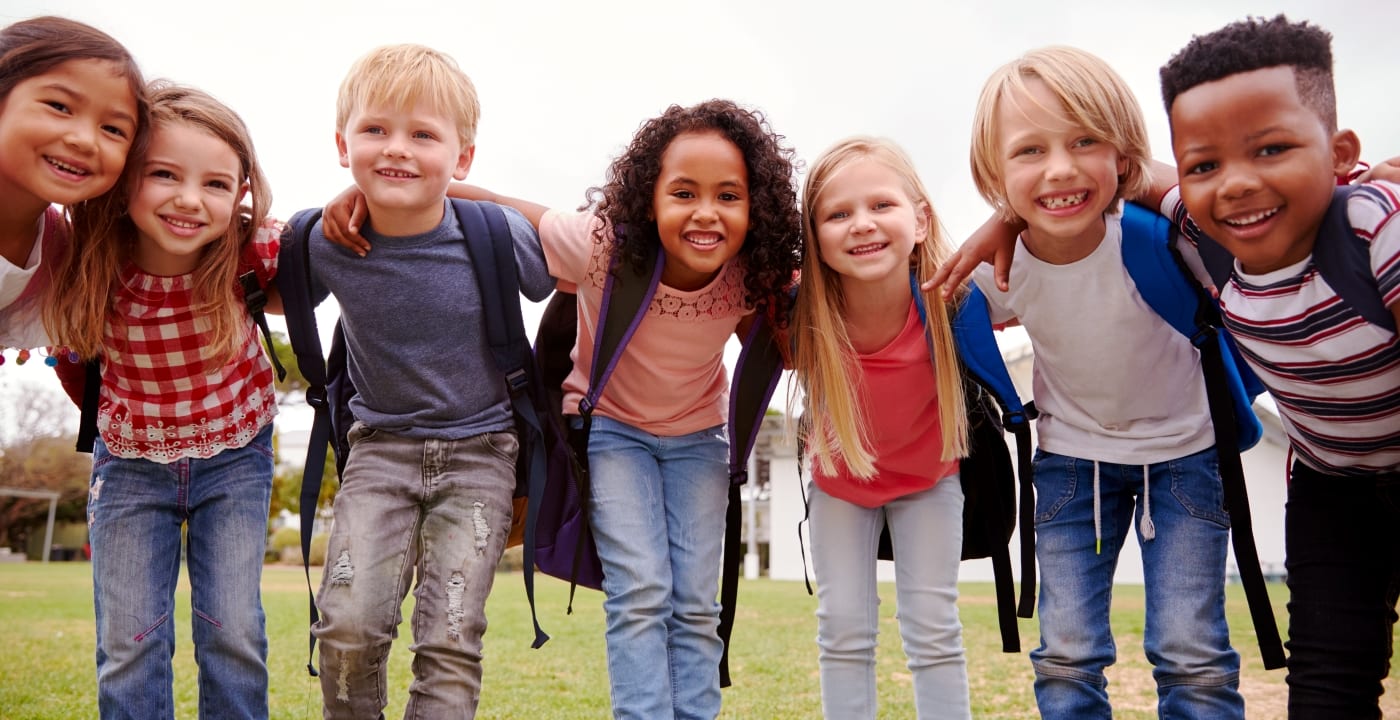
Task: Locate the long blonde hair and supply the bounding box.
[45,81,272,367]
[790,137,968,479]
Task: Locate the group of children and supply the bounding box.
[0,10,1395,720]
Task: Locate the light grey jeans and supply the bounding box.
[313,422,517,720]
[809,473,970,720]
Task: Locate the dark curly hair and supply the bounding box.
[583,99,802,326]
[1160,14,1337,131]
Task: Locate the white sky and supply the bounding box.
[3,0,1397,423]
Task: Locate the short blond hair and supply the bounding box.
[970,46,1151,222]
[336,44,479,147]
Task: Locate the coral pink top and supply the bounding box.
[812,301,959,508]
[540,210,753,436]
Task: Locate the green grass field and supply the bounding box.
[1,562,1395,719]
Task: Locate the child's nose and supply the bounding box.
[64,122,98,154]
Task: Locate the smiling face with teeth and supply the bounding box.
[337,100,474,236]
[127,121,244,275]
[1170,66,1360,275]
[811,156,927,293]
[0,58,139,222]
[649,130,751,291]
[995,77,1128,264]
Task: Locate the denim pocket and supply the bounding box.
[1032,450,1078,524]
[481,430,519,463]
[346,421,378,447]
[1168,450,1231,528]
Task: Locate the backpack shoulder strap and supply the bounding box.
[945,279,1037,638]
[238,270,286,383]
[1313,185,1396,331]
[718,312,786,687]
[581,240,664,414]
[1119,201,1285,669]
[451,199,552,649]
[272,207,331,677]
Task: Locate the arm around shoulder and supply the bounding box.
[449,183,549,230]
[502,206,555,302]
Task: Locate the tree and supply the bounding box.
[0,382,90,552]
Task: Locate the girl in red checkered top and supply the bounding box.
[42,82,282,720]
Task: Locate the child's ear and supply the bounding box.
[336,131,350,169]
[453,145,476,181]
[1330,129,1362,180]
[914,200,931,243]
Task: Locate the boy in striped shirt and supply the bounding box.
[1160,15,1400,719]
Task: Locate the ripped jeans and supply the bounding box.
[314,422,517,720]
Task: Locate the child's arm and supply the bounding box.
[321,182,551,256]
[924,215,1024,300]
[1358,157,1400,184]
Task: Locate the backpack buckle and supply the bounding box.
[505,368,528,396]
[305,386,328,409]
[1189,325,1215,348]
[239,271,267,313]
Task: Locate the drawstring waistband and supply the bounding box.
[1092,462,1156,555]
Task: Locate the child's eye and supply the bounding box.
[873,201,894,210]
[149,169,177,180]
[413,131,434,140]
[207,179,233,191]
[101,123,130,140]
[1184,161,1218,176]
[364,126,385,135]
[825,210,849,221]
[1014,146,1041,158]
[671,190,695,200]
[719,191,743,202]
[1073,137,1098,148]
[43,100,71,114]
[1257,144,1291,158]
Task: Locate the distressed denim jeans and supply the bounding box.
[313,422,517,720]
[1030,447,1243,720]
[88,424,274,720]
[585,415,730,720]
[809,474,970,720]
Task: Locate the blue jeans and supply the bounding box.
[88,424,274,720]
[1284,462,1400,719]
[313,422,517,719]
[1029,447,1243,719]
[809,475,970,720]
[585,415,730,720]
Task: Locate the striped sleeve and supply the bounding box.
[1348,180,1400,306]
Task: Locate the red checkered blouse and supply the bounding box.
[97,218,282,462]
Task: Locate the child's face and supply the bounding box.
[1170,66,1359,275]
[128,121,243,275]
[650,130,750,291]
[336,100,473,236]
[0,59,138,211]
[996,77,1126,256]
[812,158,927,292]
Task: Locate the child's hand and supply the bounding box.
[1356,157,1400,184]
[323,186,371,256]
[922,214,1023,299]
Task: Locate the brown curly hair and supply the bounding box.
[583,99,802,326]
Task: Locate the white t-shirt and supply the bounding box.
[0,206,57,348]
[972,208,1215,464]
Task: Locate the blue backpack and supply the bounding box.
[951,201,1286,670]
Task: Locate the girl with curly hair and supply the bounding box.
[323,98,802,720]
